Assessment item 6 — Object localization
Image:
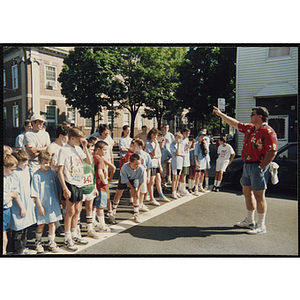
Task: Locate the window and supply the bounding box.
[12,65,18,89]
[85,118,92,129]
[3,70,6,87]
[45,105,57,126]
[13,105,19,127]
[123,112,130,126]
[45,65,57,88]
[150,117,156,128]
[137,113,144,129]
[3,107,7,127]
[268,47,291,58]
[107,111,117,128]
[66,107,76,125]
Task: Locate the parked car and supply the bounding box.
[223,142,297,189]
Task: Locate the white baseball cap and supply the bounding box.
[30,114,45,122]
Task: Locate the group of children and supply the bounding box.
[3,122,235,255]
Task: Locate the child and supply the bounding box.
[112,139,135,210]
[178,128,192,196]
[4,145,12,157]
[80,142,99,238]
[188,139,196,193]
[31,151,63,253]
[159,138,172,189]
[10,150,37,255]
[115,154,145,223]
[145,128,170,206]
[131,138,152,212]
[93,140,111,232]
[212,136,235,192]
[194,131,208,195]
[170,132,186,199]
[3,154,25,255]
[57,127,92,252]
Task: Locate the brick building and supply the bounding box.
[3,46,166,147]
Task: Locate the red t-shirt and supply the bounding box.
[119,150,133,170]
[238,122,278,162]
[93,155,108,192]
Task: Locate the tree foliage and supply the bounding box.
[176,47,236,134]
[58,46,121,133]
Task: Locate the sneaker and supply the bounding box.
[93,220,100,228]
[87,229,100,239]
[215,187,220,192]
[247,225,267,235]
[139,204,150,212]
[35,241,44,254]
[148,199,160,206]
[159,195,170,202]
[171,193,178,199]
[193,190,200,196]
[133,214,140,223]
[64,239,78,252]
[48,240,60,253]
[198,187,206,193]
[99,225,111,233]
[212,185,217,192]
[112,209,117,216]
[176,193,182,198]
[73,236,89,245]
[235,218,256,229]
[204,185,209,190]
[21,248,37,255]
[107,213,117,224]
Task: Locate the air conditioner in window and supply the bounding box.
[47,81,56,87]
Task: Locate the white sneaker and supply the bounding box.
[176,193,182,198]
[21,248,37,255]
[159,195,170,202]
[247,225,267,235]
[198,187,206,193]
[48,240,60,253]
[139,204,150,212]
[204,186,209,190]
[99,225,111,233]
[87,229,100,239]
[171,193,178,199]
[148,199,160,206]
[35,241,44,254]
[194,190,200,196]
[133,214,141,223]
[235,218,256,229]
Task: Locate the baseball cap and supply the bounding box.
[197,131,206,137]
[30,114,45,122]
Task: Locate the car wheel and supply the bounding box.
[234,170,243,190]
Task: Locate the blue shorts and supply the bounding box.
[241,163,270,191]
[3,208,11,232]
[94,190,108,209]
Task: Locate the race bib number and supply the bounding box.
[83,173,93,186]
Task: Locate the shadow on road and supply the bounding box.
[124,225,247,241]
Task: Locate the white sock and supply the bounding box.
[214,180,217,186]
[71,228,78,239]
[98,210,106,227]
[92,209,96,222]
[35,231,43,241]
[216,180,221,187]
[48,234,55,242]
[246,210,255,224]
[64,231,71,241]
[188,179,192,189]
[205,177,209,187]
[178,182,183,192]
[191,180,195,188]
[257,213,266,227]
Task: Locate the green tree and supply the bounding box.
[176,47,236,135]
[58,46,120,134]
[141,47,188,130]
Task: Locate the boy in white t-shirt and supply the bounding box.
[212,136,235,192]
[57,127,92,252]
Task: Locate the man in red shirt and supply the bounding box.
[213,106,278,234]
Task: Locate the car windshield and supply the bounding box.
[277,144,297,161]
